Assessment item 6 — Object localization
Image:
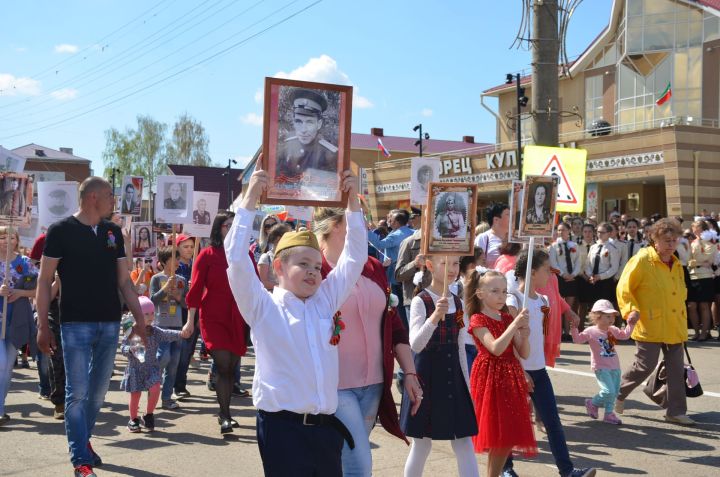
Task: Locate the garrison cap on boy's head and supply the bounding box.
[291,88,327,117]
[274,230,320,255]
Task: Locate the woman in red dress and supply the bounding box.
[465,269,537,477]
[185,211,247,434]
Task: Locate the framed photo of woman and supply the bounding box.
[519,175,558,237]
[422,183,478,256]
[261,77,352,207]
[132,221,157,258]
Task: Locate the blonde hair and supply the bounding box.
[464,269,507,318]
[313,207,345,243]
[475,222,490,236]
[0,226,20,252]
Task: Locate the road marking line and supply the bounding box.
[548,366,720,398]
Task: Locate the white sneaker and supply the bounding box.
[664,414,696,426]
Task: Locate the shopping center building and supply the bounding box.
[361,0,720,221]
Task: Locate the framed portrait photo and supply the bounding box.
[120,175,143,216]
[422,183,478,256]
[37,181,78,229]
[155,175,194,224]
[519,175,558,238]
[508,180,529,243]
[410,157,441,206]
[131,221,157,259]
[182,191,220,238]
[261,77,352,207]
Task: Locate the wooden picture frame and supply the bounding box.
[261,77,352,207]
[519,175,558,238]
[0,173,34,228]
[422,182,478,256]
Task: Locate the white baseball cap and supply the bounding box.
[591,299,619,315]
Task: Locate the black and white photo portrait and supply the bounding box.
[155,175,194,224]
[433,192,467,239]
[410,157,441,206]
[193,198,211,225]
[164,182,186,210]
[120,176,143,216]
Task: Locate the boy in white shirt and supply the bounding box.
[224,167,366,476]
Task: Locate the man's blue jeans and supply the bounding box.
[61,321,120,466]
[504,368,574,476]
[157,338,182,402]
[37,351,51,397]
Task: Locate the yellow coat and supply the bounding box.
[616,245,688,344]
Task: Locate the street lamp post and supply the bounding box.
[222,158,238,210]
[413,124,430,157]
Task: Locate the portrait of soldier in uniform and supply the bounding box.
[434,192,467,239]
[275,88,338,179]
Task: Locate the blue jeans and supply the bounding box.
[335,383,383,477]
[157,338,182,402]
[37,351,51,397]
[504,368,573,476]
[61,321,120,466]
[0,340,17,415]
[174,323,199,392]
[593,368,621,413]
[465,343,478,373]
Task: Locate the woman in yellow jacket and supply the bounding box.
[615,218,695,426]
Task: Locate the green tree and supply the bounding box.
[165,113,211,166]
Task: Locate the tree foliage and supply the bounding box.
[165,113,211,167]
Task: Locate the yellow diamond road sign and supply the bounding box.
[522,145,587,213]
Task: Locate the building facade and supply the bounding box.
[366,0,720,221]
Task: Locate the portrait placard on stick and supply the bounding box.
[422,183,477,256]
[0,146,26,174]
[262,77,352,207]
[508,180,528,243]
[182,191,220,238]
[120,176,143,216]
[37,181,78,230]
[410,157,441,206]
[155,175,194,224]
[519,175,558,238]
[131,221,156,259]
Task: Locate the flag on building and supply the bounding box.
[377,138,391,158]
[655,82,672,106]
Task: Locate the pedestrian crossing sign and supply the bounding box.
[522,145,587,213]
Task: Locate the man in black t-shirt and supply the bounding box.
[36,177,146,477]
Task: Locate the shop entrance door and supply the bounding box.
[603,198,626,221]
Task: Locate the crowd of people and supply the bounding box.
[0,170,714,477]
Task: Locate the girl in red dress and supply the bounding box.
[465,270,537,477]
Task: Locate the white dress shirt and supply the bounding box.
[225,208,367,415]
[548,238,581,277]
[585,240,621,281]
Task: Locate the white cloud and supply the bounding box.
[272,54,373,109]
[421,108,433,117]
[254,88,263,104]
[240,112,263,126]
[54,44,79,54]
[15,47,28,53]
[50,88,78,101]
[0,73,41,96]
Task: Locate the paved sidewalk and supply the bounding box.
[1,338,719,476]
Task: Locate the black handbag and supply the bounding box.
[683,343,703,398]
[643,358,668,409]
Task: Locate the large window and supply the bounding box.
[585,74,604,126]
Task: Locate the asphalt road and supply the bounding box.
[2,335,719,476]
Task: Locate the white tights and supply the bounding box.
[404,437,479,477]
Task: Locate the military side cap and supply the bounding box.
[275,230,320,254]
[291,88,327,116]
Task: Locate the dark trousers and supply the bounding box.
[391,283,407,329]
[257,410,343,477]
[504,368,574,475]
[174,319,200,392]
[48,319,65,406]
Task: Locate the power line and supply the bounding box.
[1,0,295,130]
[0,0,323,141]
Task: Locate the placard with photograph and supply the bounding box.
[0,173,33,227]
[37,181,77,230]
[262,77,352,207]
[0,146,26,173]
[155,175,194,224]
[410,157,441,206]
[131,221,156,258]
[422,183,477,256]
[120,176,143,216]
[508,180,528,243]
[182,191,220,238]
[519,175,558,238]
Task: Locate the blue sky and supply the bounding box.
[0,0,613,176]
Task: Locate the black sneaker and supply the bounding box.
[127,418,141,433]
[232,384,249,397]
[565,469,597,477]
[142,413,155,431]
[174,388,191,398]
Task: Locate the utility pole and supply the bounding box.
[413,124,430,157]
[532,0,559,147]
[223,158,238,210]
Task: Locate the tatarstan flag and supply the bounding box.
[656,82,672,106]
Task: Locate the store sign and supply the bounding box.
[440,156,473,176]
[587,151,664,171]
[486,150,517,169]
[375,169,519,194]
